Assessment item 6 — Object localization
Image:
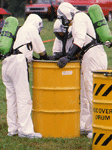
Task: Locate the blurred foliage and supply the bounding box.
[0,0,38,17]
[0,0,25,17]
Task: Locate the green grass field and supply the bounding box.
[0,17,112,150]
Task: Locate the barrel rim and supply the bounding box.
[93,70,112,75]
[33,60,81,63]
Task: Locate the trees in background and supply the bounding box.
[0,0,25,17]
[0,0,37,17]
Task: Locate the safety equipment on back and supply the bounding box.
[88,4,112,47]
[0,16,19,55]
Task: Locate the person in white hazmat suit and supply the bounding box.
[52,19,73,58]
[50,19,80,60]
[57,2,108,138]
[51,19,91,134]
[2,14,48,138]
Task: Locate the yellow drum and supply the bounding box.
[32,60,80,138]
[92,70,112,150]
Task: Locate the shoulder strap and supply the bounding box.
[62,27,68,56]
[14,42,32,51]
[86,33,96,40]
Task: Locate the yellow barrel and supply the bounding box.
[92,70,112,150]
[32,60,80,138]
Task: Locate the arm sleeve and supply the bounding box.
[29,26,46,54]
[67,43,82,59]
[72,13,87,48]
[52,37,63,54]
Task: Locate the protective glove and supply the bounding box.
[46,52,64,60]
[57,56,70,68]
[33,56,39,60]
[57,44,82,68]
[39,50,49,60]
[53,52,64,60]
[107,42,112,48]
[47,55,55,60]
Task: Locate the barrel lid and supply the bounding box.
[93,70,112,76]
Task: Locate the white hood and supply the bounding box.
[57,2,79,22]
[53,19,73,39]
[13,14,45,62]
[23,14,43,33]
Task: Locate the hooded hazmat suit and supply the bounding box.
[53,19,73,54]
[57,2,108,138]
[2,14,46,138]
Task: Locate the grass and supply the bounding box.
[0,17,112,150]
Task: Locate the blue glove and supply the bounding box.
[57,56,70,68]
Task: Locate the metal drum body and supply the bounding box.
[92,70,112,150]
[32,60,80,138]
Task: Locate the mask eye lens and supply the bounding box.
[61,16,70,26]
[38,27,43,34]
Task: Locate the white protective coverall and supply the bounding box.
[2,14,45,137]
[57,2,108,133]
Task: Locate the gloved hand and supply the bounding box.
[53,52,64,60]
[57,56,70,68]
[57,44,82,68]
[47,52,64,60]
[47,55,55,60]
[108,42,112,48]
[105,41,112,48]
[39,51,49,60]
[33,56,39,60]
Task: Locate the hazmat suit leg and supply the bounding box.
[6,85,18,134]
[6,86,18,134]
[80,71,91,131]
[2,54,34,135]
[14,54,34,135]
[2,56,18,134]
[81,46,107,132]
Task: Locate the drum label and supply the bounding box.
[62,71,73,75]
